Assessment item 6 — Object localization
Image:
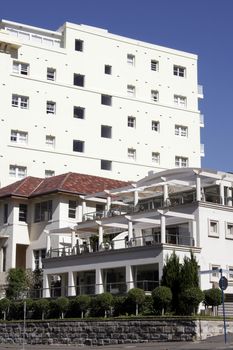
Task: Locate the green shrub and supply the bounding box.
[33,299,50,319]
[112,295,127,316]
[204,288,222,307]
[181,287,204,315]
[141,295,154,316]
[0,298,10,320]
[6,268,29,299]
[90,293,113,317]
[75,295,91,318]
[127,288,145,315]
[152,286,172,315]
[55,297,69,319]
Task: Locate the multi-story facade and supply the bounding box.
[0,19,204,186]
[0,168,232,301]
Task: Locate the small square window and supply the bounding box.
[127,85,135,96]
[101,159,112,171]
[19,204,27,222]
[128,148,136,160]
[175,156,188,168]
[209,220,219,237]
[152,121,160,132]
[151,90,159,102]
[128,116,136,128]
[127,54,135,66]
[13,61,29,75]
[175,125,188,137]
[11,130,28,143]
[75,39,83,52]
[46,101,56,114]
[151,60,159,71]
[12,95,29,109]
[68,200,77,219]
[226,223,233,239]
[101,94,112,106]
[174,65,186,77]
[74,106,85,119]
[45,170,55,178]
[73,74,85,87]
[211,265,220,280]
[174,95,187,108]
[47,68,56,81]
[73,140,84,153]
[45,135,55,148]
[101,125,112,138]
[9,165,27,179]
[152,152,160,164]
[104,65,112,75]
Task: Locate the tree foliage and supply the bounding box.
[204,288,222,307]
[6,268,29,299]
[152,286,172,315]
[181,287,204,315]
[127,288,145,315]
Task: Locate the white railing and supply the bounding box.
[200,114,204,126]
[198,84,204,96]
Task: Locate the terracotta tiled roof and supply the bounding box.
[0,173,129,199]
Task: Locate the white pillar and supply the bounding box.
[196,176,201,201]
[95,268,104,294]
[42,274,50,298]
[134,191,139,206]
[46,234,51,253]
[68,271,76,297]
[82,201,86,218]
[190,220,197,247]
[126,265,134,291]
[128,220,133,241]
[71,231,76,250]
[98,225,103,248]
[227,187,232,206]
[161,215,166,244]
[220,182,224,205]
[106,196,111,211]
[163,184,168,205]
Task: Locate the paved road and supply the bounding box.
[0,334,232,350]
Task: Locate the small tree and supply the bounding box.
[94,293,113,317]
[181,287,204,315]
[33,299,50,320]
[75,295,91,318]
[152,286,172,315]
[0,298,10,320]
[55,297,69,319]
[6,268,29,299]
[204,288,222,316]
[127,288,145,316]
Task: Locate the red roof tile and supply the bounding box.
[0,173,128,199]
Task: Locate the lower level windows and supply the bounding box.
[101,159,112,171]
[175,156,188,168]
[34,249,46,270]
[128,148,136,160]
[209,220,219,237]
[9,165,27,179]
[34,200,52,222]
[19,204,27,222]
[12,94,29,109]
[152,152,160,164]
[68,200,77,219]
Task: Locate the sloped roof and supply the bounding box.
[0,172,128,199]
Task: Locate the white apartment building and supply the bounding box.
[0,168,232,302]
[0,19,204,186]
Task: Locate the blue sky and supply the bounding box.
[0,0,232,172]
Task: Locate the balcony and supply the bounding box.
[198,84,204,98]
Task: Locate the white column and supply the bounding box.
[190,220,197,247]
[82,201,86,218]
[128,220,133,241]
[68,271,76,297]
[134,191,139,206]
[95,268,104,294]
[98,225,103,248]
[196,176,201,201]
[163,184,168,205]
[160,215,166,244]
[126,265,134,291]
[106,196,111,211]
[46,234,51,253]
[71,231,76,250]
[42,273,50,298]
[220,182,224,205]
[227,187,233,206]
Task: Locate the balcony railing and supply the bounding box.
[198,84,204,97]
[200,144,205,157]
[200,114,204,127]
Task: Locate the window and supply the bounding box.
[127,85,135,96]
[45,135,55,148]
[13,61,29,75]
[104,65,112,75]
[34,200,52,222]
[211,265,220,280]
[209,220,219,237]
[152,152,160,164]
[151,60,159,71]
[174,95,187,108]
[175,156,188,168]
[128,116,136,128]
[75,39,83,52]
[127,54,135,66]
[73,140,84,153]
[12,94,29,109]
[46,101,56,114]
[229,267,233,280]
[73,73,85,87]
[173,65,186,77]
[175,125,188,137]
[68,200,77,219]
[34,249,46,270]
[226,223,233,239]
[10,130,28,143]
[45,170,55,178]
[101,125,112,138]
[152,121,160,132]
[101,94,112,106]
[47,67,56,81]
[3,204,8,224]
[151,90,159,102]
[9,165,27,179]
[128,148,136,160]
[19,204,27,222]
[73,106,85,119]
[101,159,112,171]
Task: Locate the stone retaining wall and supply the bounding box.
[0,319,231,346]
